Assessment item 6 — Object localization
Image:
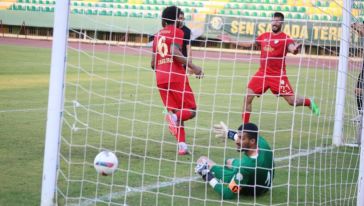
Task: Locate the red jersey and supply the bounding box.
[152,25,187,85]
[256,32,294,76]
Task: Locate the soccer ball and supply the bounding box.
[93,151,118,176]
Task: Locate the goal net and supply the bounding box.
[44,0,363,205]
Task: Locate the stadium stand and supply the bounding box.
[2,0,363,22]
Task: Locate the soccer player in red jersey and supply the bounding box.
[221,12,320,123]
[151,6,203,155]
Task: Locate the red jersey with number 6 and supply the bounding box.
[152,25,186,85]
[256,32,294,76]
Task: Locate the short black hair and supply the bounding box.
[162,6,182,25]
[273,12,284,21]
[238,123,258,141]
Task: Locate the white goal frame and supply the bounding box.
[40,0,364,205]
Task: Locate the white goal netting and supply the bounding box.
[52,1,363,205]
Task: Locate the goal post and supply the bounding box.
[41,0,70,205]
[333,0,352,146]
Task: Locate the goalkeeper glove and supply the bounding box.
[213,121,238,141]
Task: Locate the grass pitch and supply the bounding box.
[0,44,360,206]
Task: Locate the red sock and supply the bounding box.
[242,112,251,123]
[176,126,185,143]
[304,98,311,107]
[176,109,193,122]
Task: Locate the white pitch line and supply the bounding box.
[77,146,333,206]
[76,176,200,206]
[275,146,334,161]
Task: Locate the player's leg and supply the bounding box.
[174,81,197,123]
[272,76,320,116]
[170,81,197,155]
[243,72,265,123]
[353,69,364,121]
[195,156,235,182]
[242,90,256,123]
[158,83,179,136]
[195,156,238,200]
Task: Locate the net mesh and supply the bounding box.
[56,1,362,205]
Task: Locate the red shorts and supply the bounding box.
[157,82,196,111]
[248,71,294,96]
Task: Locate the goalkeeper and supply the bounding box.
[195,122,274,199]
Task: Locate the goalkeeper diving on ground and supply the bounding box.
[195,122,274,199]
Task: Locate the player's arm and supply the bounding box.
[151,52,156,70]
[218,34,257,48]
[213,121,239,141]
[171,43,203,78]
[287,42,302,55]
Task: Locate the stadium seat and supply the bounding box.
[298,7,306,12]
[293,13,302,19]
[31,5,39,11]
[312,14,319,20]
[231,3,239,9]
[251,11,258,16]
[99,10,107,15]
[144,12,153,18]
[72,8,79,14]
[290,6,298,12]
[265,5,273,11]
[320,15,329,21]
[44,6,52,12]
[86,9,93,15]
[257,5,264,10]
[241,4,248,10]
[115,11,122,16]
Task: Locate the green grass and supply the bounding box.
[0,44,360,206]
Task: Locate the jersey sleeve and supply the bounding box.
[286,35,295,47]
[256,33,264,46]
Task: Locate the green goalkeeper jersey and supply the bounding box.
[210,136,274,199]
